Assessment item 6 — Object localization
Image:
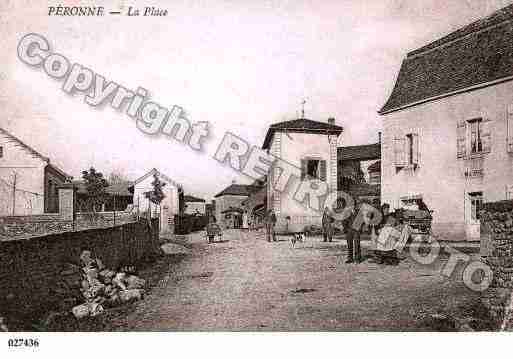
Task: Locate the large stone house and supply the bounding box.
[132,168,183,234]
[0,127,71,216]
[379,5,513,241]
[262,118,343,233]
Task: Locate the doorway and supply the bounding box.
[465,191,483,241]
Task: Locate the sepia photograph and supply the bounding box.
[1,0,513,355]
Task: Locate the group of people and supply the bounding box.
[258,204,413,265]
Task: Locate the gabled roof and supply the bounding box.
[184,194,205,203]
[0,127,71,179]
[338,143,381,161]
[367,160,381,173]
[133,168,182,190]
[380,4,513,114]
[214,183,261,198]
[262,118,343,149]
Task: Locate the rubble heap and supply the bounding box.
[480,200,513,330]
[66,250,147,319]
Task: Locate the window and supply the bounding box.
[301,158,326,181]
[0,146,3,158]
[394,133,418,169]
[469,192,483,221]
[469,119,483,154]
[406,134,414,165]
[457,118,491,158]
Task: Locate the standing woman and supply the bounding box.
[322,207,334,242]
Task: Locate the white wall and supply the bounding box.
[381,80,513,240]
[268,130,339,231]
[0,132,46,216]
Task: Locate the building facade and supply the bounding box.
[214,183,257,229]
[184,195,206,215]
[132,168,182,234]
[0,127,70,216]
[380,5,513,241]
[262,118,343,233]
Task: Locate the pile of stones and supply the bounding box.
[68,250,146,319]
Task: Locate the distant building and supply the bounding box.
[72,180,134,212]
[184,194,206,215]
[214,182,260,229]
[380,4,513,241]
[338,142,381,207]
[0,127,71,216]
[132,168,183,234]
[262,118,343,232]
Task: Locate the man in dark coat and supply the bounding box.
[322,207,334,242]
[344,204,362,263]
[266,209,277,242]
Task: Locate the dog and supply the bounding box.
[291,232,306,247]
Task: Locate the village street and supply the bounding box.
[101,229,482,331]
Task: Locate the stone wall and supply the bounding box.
[0,219,159,317]
[480,200,513,329]
[0,211,136,239]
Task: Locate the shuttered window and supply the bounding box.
[394,138,407,167]
[457,120,467,158]
[508,105,513,152]
[480,119,492,153]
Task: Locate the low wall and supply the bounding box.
[0,219,159,317]
[0,211,136,239]
[480,200,513,329]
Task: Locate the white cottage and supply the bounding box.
[132,168,182,234]
[0,127,71,216]
[262,118,343,232]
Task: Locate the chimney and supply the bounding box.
[328,117,335,125]
[378,131,382,143]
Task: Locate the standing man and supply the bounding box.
[344,203,362,263]
[266,209,277,242]
[322,207,334,242]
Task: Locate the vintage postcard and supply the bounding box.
[1,0,513,353]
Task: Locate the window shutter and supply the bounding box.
[481,119,492,153]
[412,133,419,165]
[319,160,327,181]
[394,138,407,167]
[508,105,513,152]
[457,120,467,158]
[300,159,307,180]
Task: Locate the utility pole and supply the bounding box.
[12,172,16,216]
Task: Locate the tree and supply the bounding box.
[82,167,109,212]
[108,169,129,184]
[145,173,166,207]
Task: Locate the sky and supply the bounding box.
[1,0,513,200]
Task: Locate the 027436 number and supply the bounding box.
[7,338,40,348]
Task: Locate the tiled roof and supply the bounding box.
[214,184,261,198]
[184,195,205,203]
[262,118,343,149]
[380,4,513,114]
[338,143,381,161]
